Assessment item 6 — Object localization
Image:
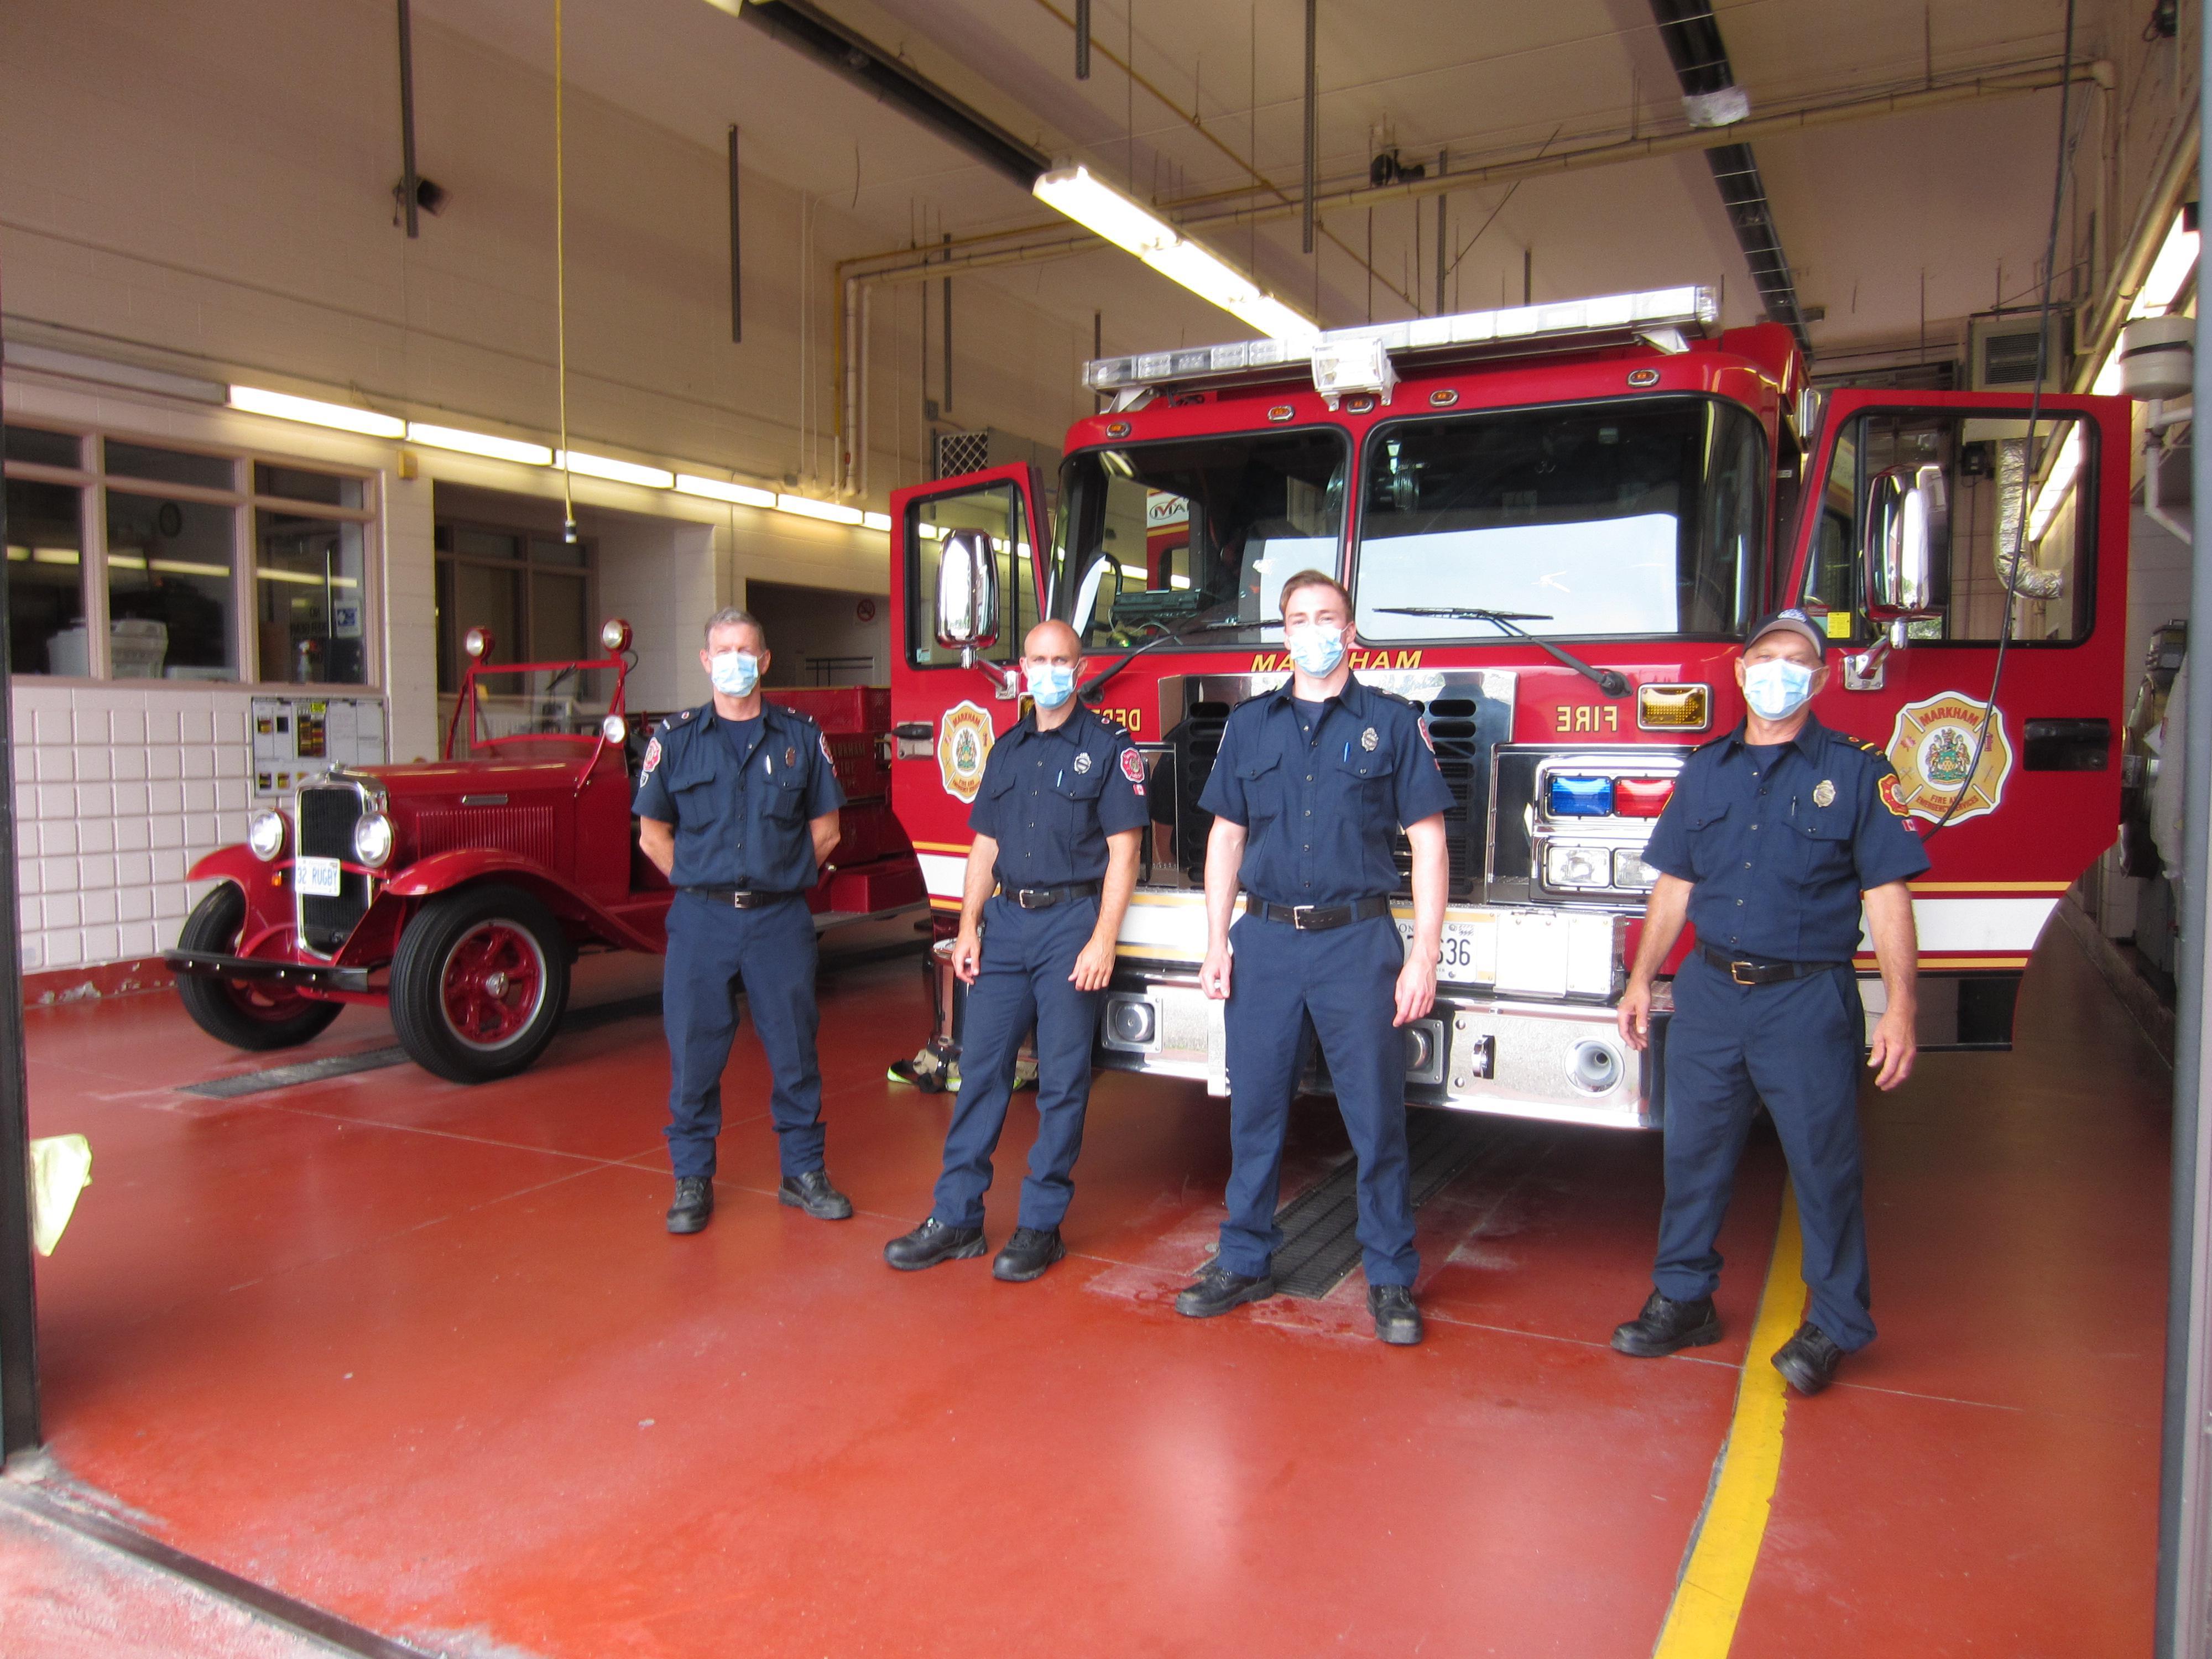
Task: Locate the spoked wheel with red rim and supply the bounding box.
[175,884,345,1051]
[390,884,570,1083]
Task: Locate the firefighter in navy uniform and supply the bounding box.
[1181,571,1455,1345]
[1612,609,1929,1394]
[634,607,849,1234]
[885,620,1146,1281]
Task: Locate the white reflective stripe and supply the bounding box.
[1856,896,2060,954]
[1118,894,1209,961]
[918,853,968,900]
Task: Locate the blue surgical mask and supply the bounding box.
[709,650,759,697]
[1742,659,1815,721]
[1025,662,1076,708]
[1285,622,1347,677]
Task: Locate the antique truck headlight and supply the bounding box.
[247,810,288,861]
[353,811,395,868]
[601,714,628,744]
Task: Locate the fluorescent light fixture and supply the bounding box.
[228,385,406,439]
[149,559,232,578]
[862,511,892,531]
[405,422,554,466]
[2027,426,2083,544]
[2132,212,2200,319]
[1035,165,1314,342]
[775,494,864,525]
[31,547,80,566]
[556,450,675,489]
[675,473,776,508]
[256,568,361,588]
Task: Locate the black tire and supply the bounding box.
[389,884,570,1084]
[175,884,345,1052]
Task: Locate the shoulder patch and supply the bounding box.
[819,730,835,764]
[1119,747,1146,784]
[1879,773,1911,818]
[641,737,662,775]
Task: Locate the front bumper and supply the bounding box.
[163,950,373,995]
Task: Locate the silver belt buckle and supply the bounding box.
[1291,904,1317,929]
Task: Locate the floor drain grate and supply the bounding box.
[1271,1111,1494,1299]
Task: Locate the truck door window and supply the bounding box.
[1353,397,1761,641]
[906,481,1030,668]
[1804,411,2093,645]
[1053,430,1347,647]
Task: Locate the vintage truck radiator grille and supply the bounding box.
[296,780,372,956]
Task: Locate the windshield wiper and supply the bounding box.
[1078,601,1262,702]
[1377,607,1630,697]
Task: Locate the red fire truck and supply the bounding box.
[890,286,2126,1128]
[166,621,923,1082]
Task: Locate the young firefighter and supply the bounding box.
[1181,572,1454,1344]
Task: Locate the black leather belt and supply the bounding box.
[682,887,796,908]
[1698,943,1849,986]
[1245,895,1394,931]
[1006,880,1102,910]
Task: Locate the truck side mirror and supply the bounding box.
[933,529,1000,659]
[1861,462,1947,624]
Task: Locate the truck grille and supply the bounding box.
[1392,695,1507,901]
[297,780,372,956]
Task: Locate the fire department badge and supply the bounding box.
[1879,774,1911,818]
[1361,727,1378,752]
[1073,752,1093,774]
[1119,748,1145,784]
[642,737,661,775]
[1812,779,1835,808]
[937,701,995,803]
[785,746,798,768]
[1885,691,2013,825]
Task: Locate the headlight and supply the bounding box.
[601,713,628,745]
[353,811,395,868]
[1612,848,1658,890]
[1544,843,1611,890]
[247,810,287,861]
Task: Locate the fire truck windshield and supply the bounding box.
[1353,397,1764,642]
[1053,429,1348,648]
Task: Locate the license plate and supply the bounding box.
[294,856,343,897]
[1396,917,1490,984]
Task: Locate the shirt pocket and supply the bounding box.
[668,763,718,817]
[1235,750,1285,827]
[1332,743,1394,831]
[1053,760,1108,802]
[1681,797,1730,881]
[1791,798,1855,879]
[763,767,808,821]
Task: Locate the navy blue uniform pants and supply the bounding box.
[933,894,1102,1230]
[1218,912,1417,1287]
[1655,953,1875,1350]
[661,890,827,1181]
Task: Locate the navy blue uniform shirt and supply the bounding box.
[968,706,1149,888]
[1640,714,1931,962]
[1198,675,1454,907]
[632,700,846,890]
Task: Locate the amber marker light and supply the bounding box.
[1636,685,1709,731]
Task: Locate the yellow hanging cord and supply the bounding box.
[554,0,573,538]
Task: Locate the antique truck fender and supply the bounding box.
[381,848,663,954]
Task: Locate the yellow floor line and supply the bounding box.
[1651,1185,1808,1659]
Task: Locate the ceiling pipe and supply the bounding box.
[1645,0,1807,349]
[739,0,1050,189]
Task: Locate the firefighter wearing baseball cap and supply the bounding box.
[1610,608,1930,1394]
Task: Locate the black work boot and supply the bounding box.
[778,1169,854,1220]
[993,1226,1065,1282]
[883,1217,987,1270]
[666,1176,714,1235]
[1610,1289,1722,1357]
[1771,1322,1846,1395]
[1369,1283,1423,1345]
[1174,1261,1276,1318]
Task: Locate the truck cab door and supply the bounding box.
[885,463,1049,904]
[1784,386,2130,994]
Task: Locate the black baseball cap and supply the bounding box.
[1745,608,1829,660]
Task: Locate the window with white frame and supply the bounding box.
[1,422,378,686]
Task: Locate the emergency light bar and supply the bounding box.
[1083,285,1720,399]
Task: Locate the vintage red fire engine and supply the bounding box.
[166,619,922,1082]
[889,285,2127,1127]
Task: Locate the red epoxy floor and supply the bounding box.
[16,926,2167,1657]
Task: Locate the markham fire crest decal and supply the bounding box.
[1884,692,2014,825]
[937,701,995,803]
